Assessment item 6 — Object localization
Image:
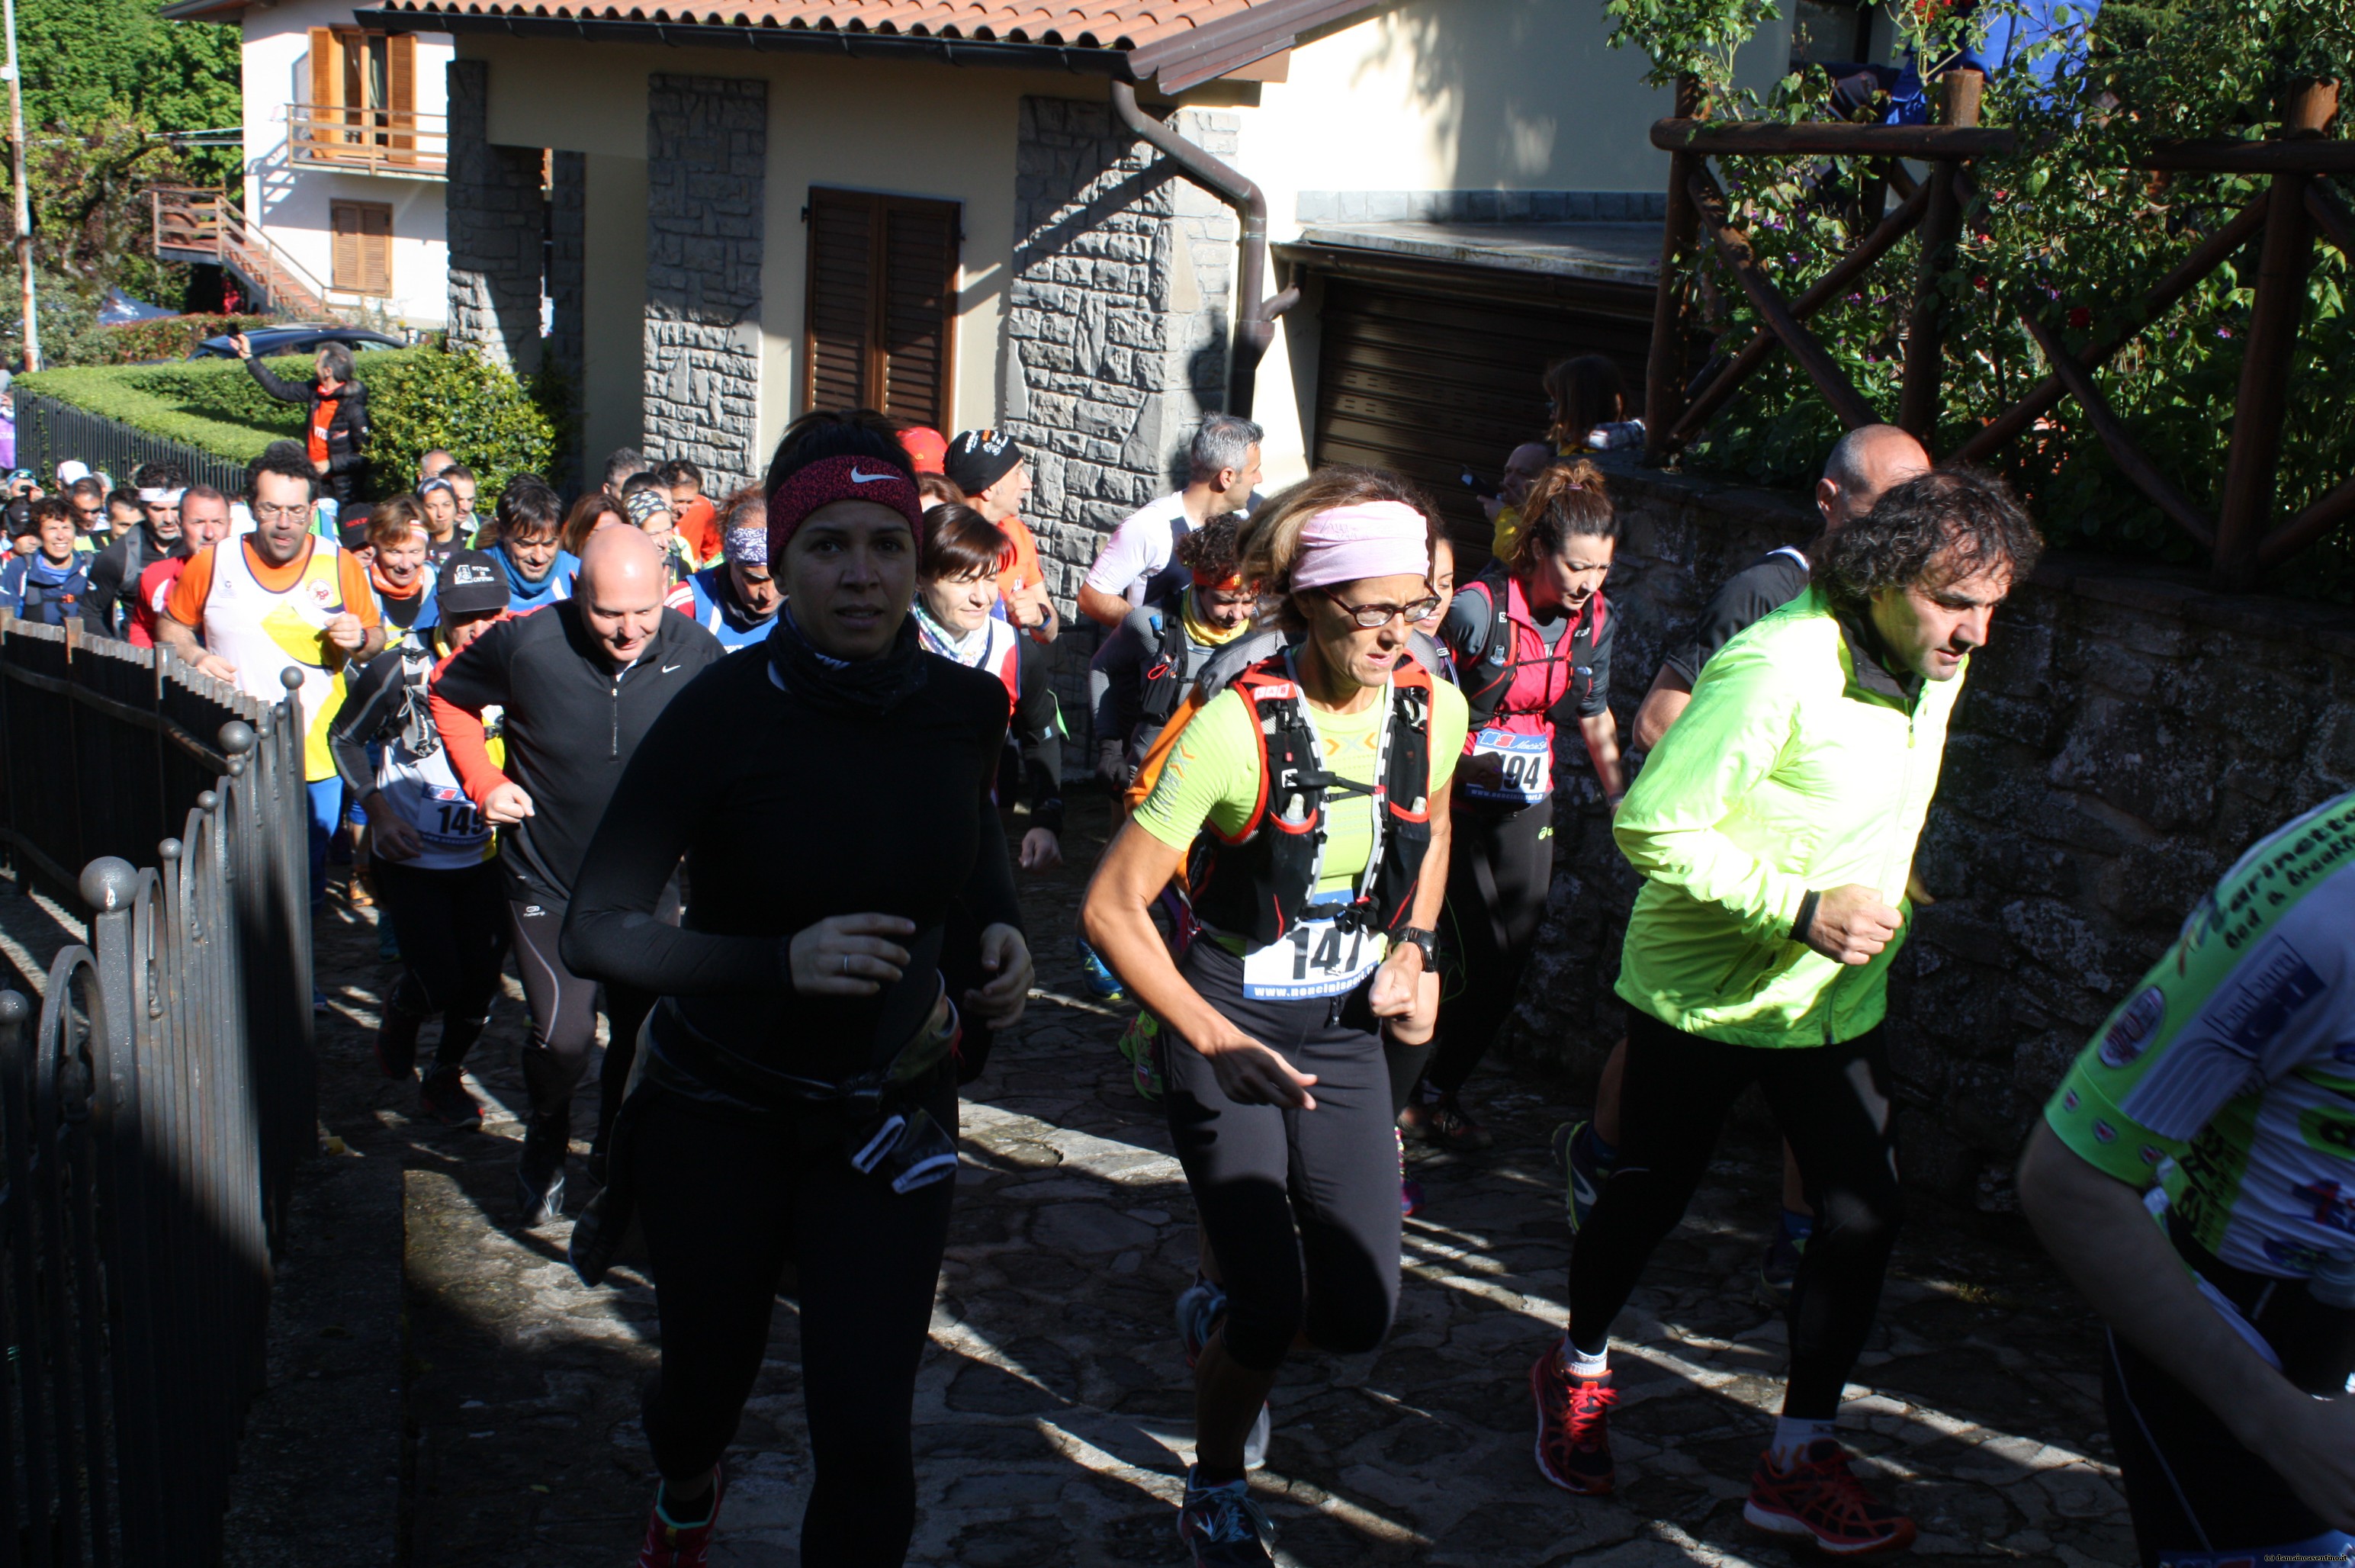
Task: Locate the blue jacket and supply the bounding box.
[1,551,92,625]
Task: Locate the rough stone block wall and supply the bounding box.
[445,60,546,376]
[545,150,586,490]
[1004,95,1239,720]
[1506,460,2355,1210]
[643,74,766,497]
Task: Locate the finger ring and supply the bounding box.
[840,956,849,975]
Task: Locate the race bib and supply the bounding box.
[1241,908,1388,1001]
[1464,727,1551,803]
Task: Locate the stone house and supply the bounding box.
[347,0,1810,593]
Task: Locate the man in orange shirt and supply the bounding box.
[659,458,722,567]
[944,428,1059,644]
[161,449,382,914]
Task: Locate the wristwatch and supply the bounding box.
[1398,926,1439,966]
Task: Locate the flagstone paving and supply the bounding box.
[217,798,2140,1566]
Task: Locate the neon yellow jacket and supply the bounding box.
[1612,586,1962,1048]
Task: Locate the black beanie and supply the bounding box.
[943,429,1023,497]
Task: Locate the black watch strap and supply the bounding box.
[1399,926,1439,964]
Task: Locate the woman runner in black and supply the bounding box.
[561,411,1032,1568]
[1083,468,1461,1566]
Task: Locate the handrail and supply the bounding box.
[149,186,365,318]
[286,101,449,178]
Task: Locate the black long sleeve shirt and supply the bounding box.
[559,644,1022,1083]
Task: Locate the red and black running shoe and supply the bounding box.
[1530,1349,1617,1496]
[636,1467,725,1568]
[1744,1439,1917,1556]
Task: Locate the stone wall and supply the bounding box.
[641,74,767,497]
[444,60,546,375]
[1004,95,1240,716]
[1505,460,2355,1209]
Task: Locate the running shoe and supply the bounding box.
[1550,1120,1614,1233]
[374,1007,421,1081]
[636,1467,725,1568]
[1116,1011,1165,1100]
[1399,1090,1492,1150]
[1743,1439,1916,1556]
[1530,1348,1617,1496]
[1174,1276,1270,1470]
[1176,1468,1275,1567]
[1078,937,1128,1002]
[517,1113,568,1226]
[417,1066,482,1127]
[1398,1127,1423,1217]
[345,869,375,908]
[1759,1210,1814,1302]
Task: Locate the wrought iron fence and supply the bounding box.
[0,615,313,1564]
[9,393,252,501]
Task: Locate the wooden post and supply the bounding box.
[1643,74,1705,463]
[2215,79,2337,589]
[1898,69,1982,442]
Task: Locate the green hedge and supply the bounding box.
[81,313,278,366]
[17,345,564,500]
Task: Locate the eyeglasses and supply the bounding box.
[252,503,310,523]
[1322,588,1441,628]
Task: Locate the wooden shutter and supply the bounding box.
[803,188,960,423]
[331,202,393,294]
[387,34,415,158]
[306,27,336,156]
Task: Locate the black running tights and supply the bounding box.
[506,897,656,1131]
[1569,1011,1905,1419]
[371,859,506,1067]
[1426,798,1553,1095]
[633,1083,956,1567]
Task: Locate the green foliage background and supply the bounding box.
[1615,0,2355,593]
[18,349,564,500]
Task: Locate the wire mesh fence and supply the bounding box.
[0,615,313,1565]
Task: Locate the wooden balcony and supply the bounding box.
[287,102,446,179]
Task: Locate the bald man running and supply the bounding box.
[432,527,723,1222]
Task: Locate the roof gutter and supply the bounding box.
[349,9,1135,75]
[1109,79,1297,421]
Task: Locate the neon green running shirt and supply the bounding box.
[2044,789,2355,1279]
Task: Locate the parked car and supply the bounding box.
[190,324,405,361]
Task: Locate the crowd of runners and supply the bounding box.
[3,333,2350,1568]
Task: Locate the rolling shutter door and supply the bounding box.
[804,188,959,425]
[1309,271,1653,572]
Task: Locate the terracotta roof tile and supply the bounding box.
[366,0,1260,52]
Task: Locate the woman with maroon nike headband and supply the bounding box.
[1083,468,1465,1566]
[561,411,1032,1568]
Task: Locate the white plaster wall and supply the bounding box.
[239,0,452,326]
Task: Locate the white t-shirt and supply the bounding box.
[1084,492,1193,606]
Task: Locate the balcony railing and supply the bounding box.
[287,101,446,178]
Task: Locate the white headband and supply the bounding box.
[138,487,187,506]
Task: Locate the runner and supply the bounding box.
[557,410,1032,1567]
[943,428,1059,643]
[124,485,235,649]
[418,477,465,568]
[0,500,88,623]
[487,478,579,615]
[1402,458,1623,1154]
[1533,469,2040,1556]
[2019,792,2355,1565]
[560,491,625,560]
[1081,468,1461,1566]
[82,462,185,636]
[428,527,721,1222]
[912,502,1065,877]
[1087,512,1255,793]
[666,490,780,650]
[1078,413,1263,626]
[1562,425,1933,1296]
[365,496,440,651]
[331,548,510,1126]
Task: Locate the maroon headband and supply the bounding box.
[766,455,926,555]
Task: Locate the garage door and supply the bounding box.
[1294,251,1657,572]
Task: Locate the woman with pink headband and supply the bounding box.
[559,410,1035,1567]
[1084,465,1466,1566]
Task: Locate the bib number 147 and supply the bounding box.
[1242,915,1386,1000]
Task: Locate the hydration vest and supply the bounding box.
[1136,593,1197,728]
[1184,651,1436,948]
[1454,564,1608,732]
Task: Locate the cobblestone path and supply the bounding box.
[208,797,2140,1566]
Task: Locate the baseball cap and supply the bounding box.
[436,549,508,615]
[898,426,949,475]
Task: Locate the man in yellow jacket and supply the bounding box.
[1529,469,2043,1556]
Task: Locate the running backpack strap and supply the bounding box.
[1369,665,1438,934]
[1136,598,1190,725]
[1187,657,1332,946]
[1458,573,1513,730]
[1120,627,1293,813]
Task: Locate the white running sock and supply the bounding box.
[1557,1335,1609,1380]
[1769,1415,1837,1467]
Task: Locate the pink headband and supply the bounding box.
[766,455,926,555]
[1290,501,1429,592]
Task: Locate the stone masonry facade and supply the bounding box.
[642,75,766,499]
[444,60,546,376]
[1504,459,2355,1210]
[1004,95,1239,714]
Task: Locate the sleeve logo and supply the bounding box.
[2096,986,2168,1068]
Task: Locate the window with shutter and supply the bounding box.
[331,201,394,295]
[802,188,959,427]
[387,34,415,159]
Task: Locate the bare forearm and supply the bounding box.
[1631,667,1691,753]
[157,619,204,663]
[1081,831,1236,1052]
[1580,712,1624,800]
[1078,583,1131,628]
[2018,1126,2306,1451]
